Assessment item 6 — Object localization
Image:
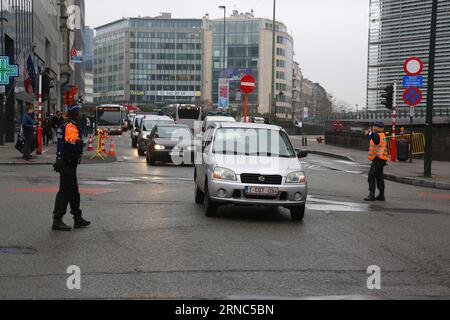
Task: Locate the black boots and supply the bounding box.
[74,216,91,229]
[52,219,72,232]
[364,193,377,202]
[364,193,386,202]
[52,216,91,231]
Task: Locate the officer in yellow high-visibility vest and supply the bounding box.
[364,122,388,202]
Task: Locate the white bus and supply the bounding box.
[95,105,125,135]
[160,104,202,133]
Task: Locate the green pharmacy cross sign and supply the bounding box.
[0,56,19,86]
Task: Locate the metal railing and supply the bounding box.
[305,107,450,122]
[386,133,425,156]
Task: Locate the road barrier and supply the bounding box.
[90,129,107,160]
[386,133,425,156]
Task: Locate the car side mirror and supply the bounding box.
[296,150,308,159]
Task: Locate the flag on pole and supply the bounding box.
[23,55,35,95]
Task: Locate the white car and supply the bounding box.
[195,122,309,221]
[202,116,236,132]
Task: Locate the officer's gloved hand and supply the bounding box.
[75,140,86,148]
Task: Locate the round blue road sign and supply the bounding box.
[403,87,422,107]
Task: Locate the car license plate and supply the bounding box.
[245,186,279,196]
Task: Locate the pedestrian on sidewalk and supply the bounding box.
[364,122,388,202]
[52,105,91,232]
[43,116,52,147]
[21,105,37,161]
[51,112,59,144]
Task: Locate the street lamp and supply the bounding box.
[218,6,226,71]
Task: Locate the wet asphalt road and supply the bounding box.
[0,135,449,299]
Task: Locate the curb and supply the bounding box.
[304,149,450,191]
[0,162,53,166]
[306,150,355,162]
[384,173,450,191]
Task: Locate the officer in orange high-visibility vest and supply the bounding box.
[52,105,91,231]
[364,122,388,202]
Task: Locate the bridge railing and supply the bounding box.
[305,107,450,122]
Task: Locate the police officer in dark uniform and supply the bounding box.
[52,105,91,231]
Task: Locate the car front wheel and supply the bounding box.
[204,182,217,217]
[195,183,205,204]
[146,152,155,165]
[290,205,306,222]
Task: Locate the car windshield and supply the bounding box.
[212,128,296,158]
[178,107,200,120]
[156,127,192,140]
[142,120,158,132]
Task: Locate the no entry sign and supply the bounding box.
[403,87,423,107]
[404,57,424,76]
[240,75,256,94]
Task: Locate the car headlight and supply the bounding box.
[286,171,307,184]
[213,167,237,181]
[186,146,195,151]
[154,144,165,150]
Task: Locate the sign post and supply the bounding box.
[403,57,424,164]
[240,75,256,123]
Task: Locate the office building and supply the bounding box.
[203,10,294,119]
[367,0,450,111]
[0,0,62,143]
[94,13,204,105]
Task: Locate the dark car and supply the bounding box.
[146,124,195,166]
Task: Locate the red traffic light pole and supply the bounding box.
[390,83,397,162]
[36,74,43,155]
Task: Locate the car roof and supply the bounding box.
[156,124,190,128]
[214,122,282,131]
[205,116,236,122]
[142,115,173,121]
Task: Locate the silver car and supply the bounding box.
[194,123,308,221]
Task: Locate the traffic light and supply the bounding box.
[381,85,394,110]
[42,68,55,102]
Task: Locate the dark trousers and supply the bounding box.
[23,132,32,159]
[368,157,387,195]
[53,169,82,220]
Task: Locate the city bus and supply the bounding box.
[95,104,125,135]
[160,104,202,133]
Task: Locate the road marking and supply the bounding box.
[15,187,118,195]
[307,196,369,212]
[419,192,450,200]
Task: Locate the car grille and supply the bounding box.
[240,174,283,185]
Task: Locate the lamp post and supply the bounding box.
[424,0,438,177]
[218,6,226,72]
[270,0,276,123]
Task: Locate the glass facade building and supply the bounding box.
[211,18,260,105]
[94,15,203,106]
[367,0,450,111]
[208,11,294,117]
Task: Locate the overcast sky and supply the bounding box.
[86,0,370,108]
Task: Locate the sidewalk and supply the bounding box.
[0,143,56,166]
[291,136,450,191]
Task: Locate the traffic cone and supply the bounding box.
[86,135,94,152]
[101,138,107,155]
[108,139,116,157]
